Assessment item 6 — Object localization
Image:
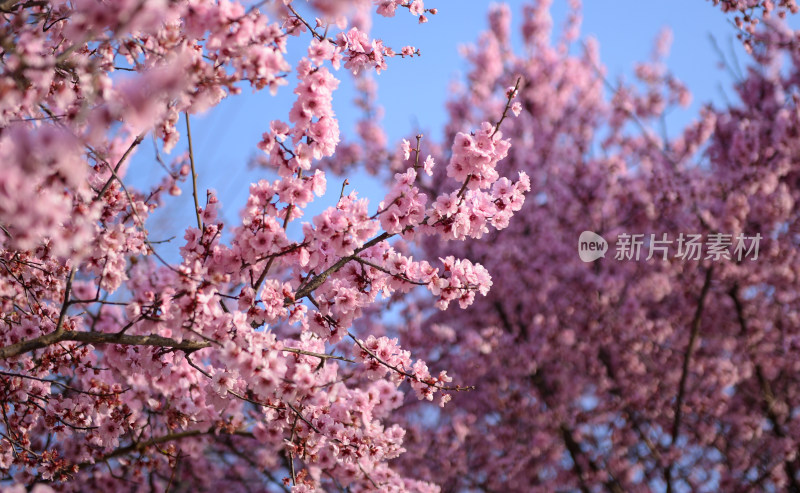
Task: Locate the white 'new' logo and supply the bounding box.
[578,231,608,262]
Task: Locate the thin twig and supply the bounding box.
[281,347,354,363]
[455,76,522,202]
[94,134,145,201]
[54,268,75,336]
[184,112,203,231]
[0,370,128,397]
[491,76,522,138]
[286,3,325,41]
[352,257,428,286]
[349,332,474,392]
[252,170,304,293]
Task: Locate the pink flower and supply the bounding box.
[376,1,398,17]
[308,39,334,66]
[401,138,411,160]
[423,155,435,175]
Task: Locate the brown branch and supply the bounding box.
[54,268,75,336]
[666,266,714,493]
[93,134,145,202]
[95,154,202,283]
[219,438,292,493]
[289,232,394,304]
[0,370,128,397]
[598,348,665,466]
[453,76,522,204]
[286,3,326,41]
[184,112,202,231]
[281,347,354,363]
[349,332,474,393]
[491,76,522,138]
[530,368,624,493]
[252,170,304,293]
[560,424,593,493]
[0,268,75,359]
[287,412,298,486]
[730,287,800,492]
[80,427,253,469]
[413,133,423,172]
[352,257,428,286]
[0,331,210,360]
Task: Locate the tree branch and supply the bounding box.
[53,268,75,336]
[730,286,800,492]
[81,427,253,468]
[491,76,522,138]
[184,112,202,231]
[93,134,145,202]
[289,232,393,304]
[666,266,713,492]
[531,368,624,493]
[559,424,593,493]
[349,332,474,392]
[0,331,210,360]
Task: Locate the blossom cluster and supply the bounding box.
[0,0,530,491]
[374,2,800,492]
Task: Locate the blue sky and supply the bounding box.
[137,0,782,255]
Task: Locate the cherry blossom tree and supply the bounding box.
[4,0,800,491]
[0,0,531,491]
[360,1,800,492]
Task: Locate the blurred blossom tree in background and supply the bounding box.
[1,0,800,491]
